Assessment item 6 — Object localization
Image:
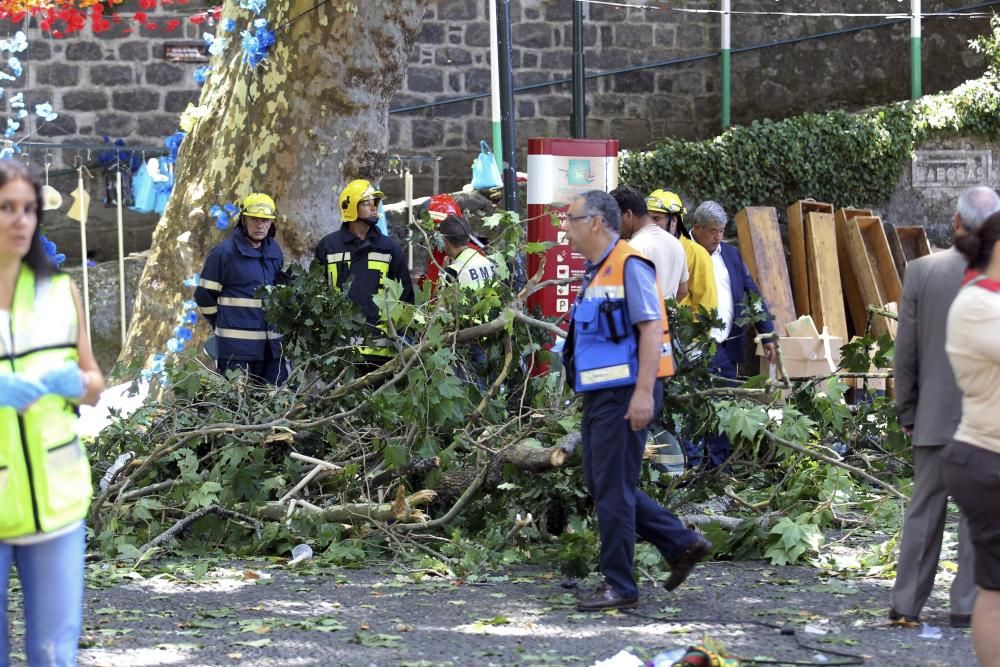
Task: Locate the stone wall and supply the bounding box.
[11,0,995,260]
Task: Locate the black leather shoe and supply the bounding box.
[950,613,972,628]
[888,608,920,624]
[665,535,712,591]
[576,583,638,611]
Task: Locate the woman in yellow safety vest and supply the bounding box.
[0,159,105,666]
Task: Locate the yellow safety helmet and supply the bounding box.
[242,192,277,219]
[645,189,687,218]
[339,179,383,223]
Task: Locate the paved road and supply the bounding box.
[6,556,974,666]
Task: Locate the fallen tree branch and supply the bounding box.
[254,490,437,524]
[369,457,440,488]
[136,504,261,557]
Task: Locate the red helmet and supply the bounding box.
[426,194,462,222]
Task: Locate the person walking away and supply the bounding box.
[891,186,999,627]
[561,190,710,611]
[944,211,1000,667]
[688,201,775,467]
[0,159,106,666]
[645,189,716,312]
[314,179,415,368]
[195,192,288,385]
[611,185,688,302]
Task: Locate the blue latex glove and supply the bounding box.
[0,373,48,412]
[40,362,86,400]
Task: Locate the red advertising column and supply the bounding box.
[526,138,620,325]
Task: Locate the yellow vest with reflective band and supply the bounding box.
[325,250,396,358]
[569,241,675,392]
[0,265,91,540]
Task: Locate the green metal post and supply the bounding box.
[721,0,731,129]
[911,0,922,99]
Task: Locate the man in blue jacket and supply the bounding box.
[195,192,288,385]
[689,200,776,466]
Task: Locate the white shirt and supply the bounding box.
[0,309,9,352]
[627,224,688,299]
[710,246,734,343]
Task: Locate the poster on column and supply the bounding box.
[526,138,619,322]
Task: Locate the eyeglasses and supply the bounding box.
[565,214,593,223]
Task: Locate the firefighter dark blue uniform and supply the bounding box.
[313,224,415,358]
[565,238,708,607]
[195,217,287,384]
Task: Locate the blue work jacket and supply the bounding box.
[194,231,284,361]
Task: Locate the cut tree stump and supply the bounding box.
[736,206,796,335]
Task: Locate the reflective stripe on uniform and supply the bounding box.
[198,277,223,292]
[326,253,350,264]
[579,364,632,387]
[198,306,218,315]
[218,297,263,308]
[215,327,281,341]
[583,284,625,299]
[368,252,392,264]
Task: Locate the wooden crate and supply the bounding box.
[885,224,932,280]
[835,207,874,336]
[735,206,796,335]
[845,215,902,338]
[805,212,848,341]
[787,200,834,317]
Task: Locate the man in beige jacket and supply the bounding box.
[891,185,1000,627]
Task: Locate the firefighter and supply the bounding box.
[314,179,414,365]
[438,214,496,288]
[195,192,288,385]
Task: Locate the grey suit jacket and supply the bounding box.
[894,247,966,446]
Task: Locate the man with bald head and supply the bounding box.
[890,185,1000,628]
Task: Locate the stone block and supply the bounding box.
[62,90,109,111]
[465,118,491,145]
[676,23,707,49]
[29,41,51,61]
[600,25,613,48]
[590,4,627,22]
[518,99,536,118]
[595,47,631,69]
[611,70,655,94]
[137,114,182,138]
[591,94,626,115]
[113,89,160,112]
[522,51,538,68]
[93,20,132,40]
[65,42,104,61]
[538,94,572,116]
[420,21,445,44]
[435,47,472,67]
[447,73,461,93]
[544,1,572,21]
[119,41,150,62]
[429,99,474,118]
[515,23,552,49]
[145,62,185,86]
[674,70,706,95]
[541,51,570,71]
[655,25,677,48]
[463,68,491,93]
[411,119,444,149]
[95,113,137,136]
[164,90,201,113]
[37,115,77,137]
[389,117,401,145]
[408,67,443,93]
[90,64,134,86]
[438,0,478,20]
[618,24,652,47]
[36,63,80,87]
[465,22,489,48]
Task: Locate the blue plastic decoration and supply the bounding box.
[4,119,18,139]
[40,235,66,266]
[241,20,276,68]
[183,273,200,288]
[193,65,211,85]
[223,18,236,32]
[0,32,28,53]
[162,131,185,164]
[239,0,267,15]
[34,102,57,122]
[7,56,21,78]
[209,204,232,230]
[204,33,229,56]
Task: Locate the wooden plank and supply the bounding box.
[835,208,874,337]
[844,215,900,339]
[858,216,902,306]
[735,206,796,335]
[787,200,834,317]
[886,225,932,280]
[804,212,848,341]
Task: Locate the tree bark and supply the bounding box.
[114,0,429,378]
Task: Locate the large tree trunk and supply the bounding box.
[114,0,429,378]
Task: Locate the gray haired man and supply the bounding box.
[891,185,1000,627]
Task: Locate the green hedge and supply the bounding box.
[620,75,1000,213]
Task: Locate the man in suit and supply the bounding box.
[891,185,1000,628]
[689,201,776,467]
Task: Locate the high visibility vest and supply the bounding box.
[0,265,91,540]
[446,247,496,289]
[567,241,675,392]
